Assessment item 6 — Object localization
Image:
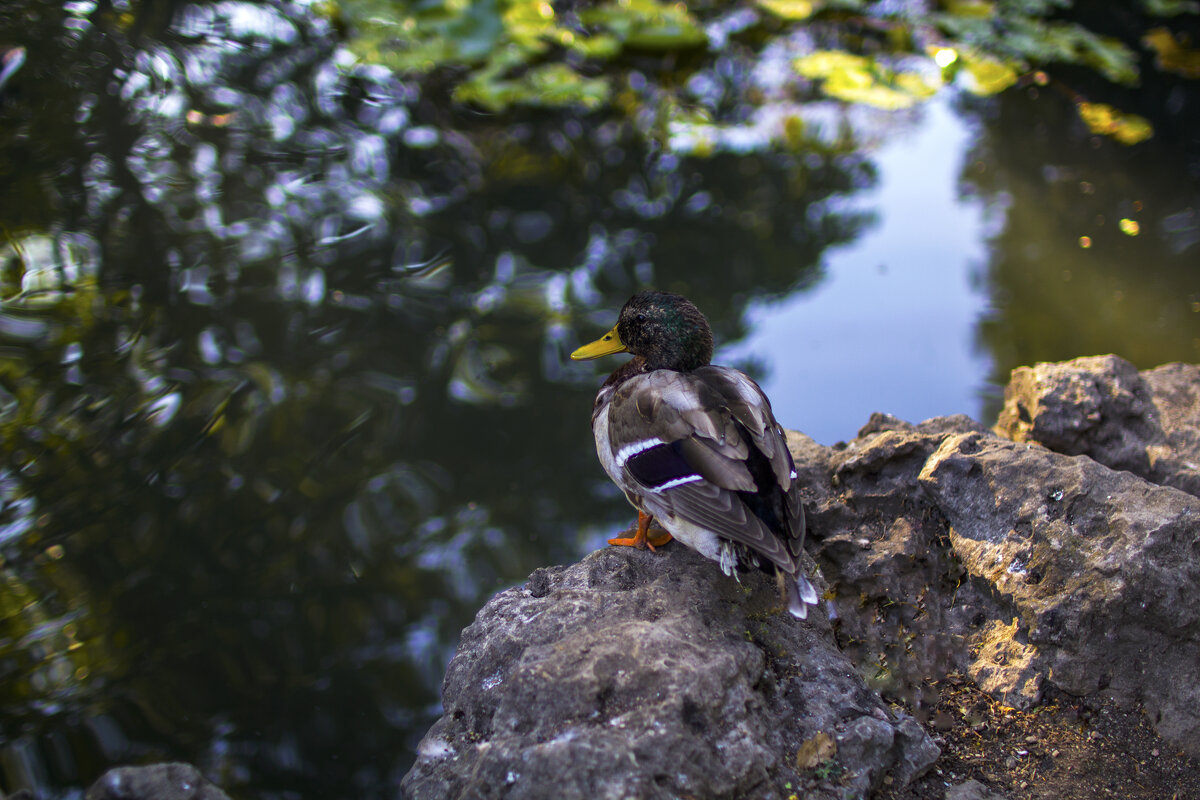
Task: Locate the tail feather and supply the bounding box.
[783,570,820,619]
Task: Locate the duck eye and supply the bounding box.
[636,313,647,323]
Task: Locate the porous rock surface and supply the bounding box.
[921,430,1200,747]
[401,545,939,800]
[946,778,1009,800]
[794,359,1200,759]
[84,763,232,800]
[994,355,1200,497]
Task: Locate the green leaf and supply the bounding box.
[942,0,996,18]
[1076,101,1154,145]
[795,50,940,110]
[454,63,610,111]
[1021,20,1139,85]
[958,48,1020,94]
[1143,27,1200,78]
[757,0,819,21]
[793,50,871,80]
[580,0,706,51]
[1141,0,1200,16]
[502,0,570,54]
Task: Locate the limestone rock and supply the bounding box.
[795,407,1200,758]
[84,763,231,800]
[994,355,1200,497]
[798,414,1006,708]
[967,619,1043,710]
[946,778,1008,800]
[402,545,939,800]
[1143,362,1200,495]
[920,431,1200,753]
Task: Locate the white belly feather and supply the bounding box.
[653,514,722,562]
[592,403,619,486]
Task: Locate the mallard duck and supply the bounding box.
[571,290,819,618]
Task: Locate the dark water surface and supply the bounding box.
[0,1,1197,798]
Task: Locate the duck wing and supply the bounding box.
[605,367,806,576]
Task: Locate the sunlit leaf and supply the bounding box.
[580,0,706,50]
[895,71,941,100]
[502,0,568,53]
[567,34,622,59]
[1143,27,1200,78]
[1076,101,1154,145]
[825,81,920,109]
[958,49,1020,95]
[455,63,610,111]
[796,51,939,109]
[795,50,869,78]
[942,0,995,18]
[523,64,611,107]
[823,62,874,92]
[757,0,819,21]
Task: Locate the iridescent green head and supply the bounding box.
[571,290,713,373]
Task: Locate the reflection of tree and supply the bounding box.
[960,57,1200,420]
[0,1,877,797]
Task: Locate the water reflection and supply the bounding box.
[724,98,994,445]
[1,0,1196,796]
[963,79,1200,419]
[0,1,872,797]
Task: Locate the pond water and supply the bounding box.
[0,2,1197,799]
[724,97,994,444]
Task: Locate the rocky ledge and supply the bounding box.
[403,544,937,800]
[404,355,1200,800]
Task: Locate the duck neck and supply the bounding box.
[592,357,648,422]
[600,357,649,393]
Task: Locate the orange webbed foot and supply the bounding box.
[608,511,673,551]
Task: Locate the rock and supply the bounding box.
[967,619,1043,709]
[1143,363,1200,487]
[407,358,1200,795]
[946,778,1008,800]
[793,404,1200,758]
[402,545,939,800]
[919,431,1200,754]
[994,355,1200,497]
[84,763,231,800]
[797,414,1007,708]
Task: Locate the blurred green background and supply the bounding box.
[0,0,1197,797]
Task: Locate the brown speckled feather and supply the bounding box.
[604,367,806,577]
[573,290,818,617]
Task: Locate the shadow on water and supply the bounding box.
[0,2,875,796]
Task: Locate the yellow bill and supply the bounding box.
[570,325,627,360]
